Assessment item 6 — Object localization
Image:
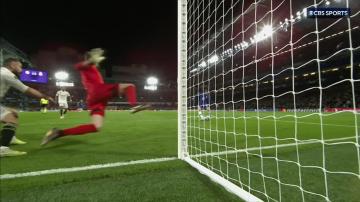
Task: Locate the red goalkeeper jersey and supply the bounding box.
[75,63,104,90]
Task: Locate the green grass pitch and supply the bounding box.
[1,110,359,201]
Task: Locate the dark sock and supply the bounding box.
[64,109,68,114]
[0,124,16,147]
[60,109,63,116]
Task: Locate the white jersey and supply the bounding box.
[0,67,29,102]
[56,90,70,103]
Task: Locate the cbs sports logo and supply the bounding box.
[307,7,351,18]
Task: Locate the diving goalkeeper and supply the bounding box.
[41,48,149,145]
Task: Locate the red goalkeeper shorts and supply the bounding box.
[86,83,119,116]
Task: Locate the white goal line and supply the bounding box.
[1,137,356,180]
[191,136,357,158]
[0,157,177,180]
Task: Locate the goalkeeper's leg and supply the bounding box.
[118,83,137,106]
[41,113,103,146]
[118,83,150,113]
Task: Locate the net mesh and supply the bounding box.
[185,0,360,201]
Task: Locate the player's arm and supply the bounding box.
[75,61,93,69]
[4,75,54,103]
[25,88,54,103]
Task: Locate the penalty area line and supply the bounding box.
[0,157,177,180]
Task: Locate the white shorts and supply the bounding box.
[58,102,68,109]
[0,105,12,120]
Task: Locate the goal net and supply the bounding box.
[178,0,360,201]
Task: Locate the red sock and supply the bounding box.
[60,124,98,136]
[124,85,137,106]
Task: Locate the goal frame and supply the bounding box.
[177,0,262,201]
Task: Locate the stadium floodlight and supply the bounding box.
[190,68,198,73]
[56,81,74,87]
[303,8,307,17]
[208,54,219,64]
[146,76,158,85]
[55,71,69,80]
[199,61,207,68]
[250,37,255,43]
[253,25,273,43]
[261,25,273,37]
[241,41,249,49]
[325,0,330,6]
[144,85,157,91]
[145,76,158,91]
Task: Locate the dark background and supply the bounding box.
[1,0,178,80]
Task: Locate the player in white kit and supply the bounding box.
[56,88,71,119]
[0,58,54,157]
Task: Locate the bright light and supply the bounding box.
[55,71,69,80]
[325,1,330,6]
[303,8,307,17]
[208,54,219,64]
[190,68,198,73]
[145,76,158,91]
[199,61,207,68]
[290,15,296,22]
[223,48,233,56]
[262,25,273,35]
[241,41,249,49]
[144,85,157,91]
[146,77,158,85]
[56,81,74,87]
[253,25,273,43]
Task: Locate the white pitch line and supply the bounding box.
[1,138,357,180]
[0,157,177,180]
[261,119,357,128]
[192,136,357,158]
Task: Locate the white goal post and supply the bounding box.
[178,0,262,201]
